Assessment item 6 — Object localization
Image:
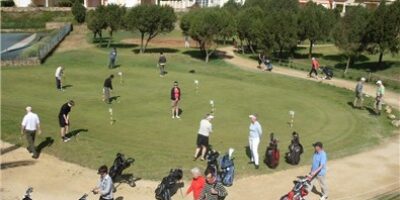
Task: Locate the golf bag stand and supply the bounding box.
[109,152,137,187]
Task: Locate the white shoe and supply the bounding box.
[172,116,175,119]
[320,195,328,200]
[176,115,181,119]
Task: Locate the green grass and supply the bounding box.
[1,43,396,180]
[1,11,73,29]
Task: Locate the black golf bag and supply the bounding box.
[322,67,333,80]
[219,152,235,187]
[155,169,184,200]
[285,132,304,165]
[264,133,280,169]
[109,153,136,187]
[206,146,220,178]
[22,187,33,200]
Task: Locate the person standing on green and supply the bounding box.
[108,48,117,69]
[353,77,366,109]
[21,106,41,159]
[374,80,385,115]
[158,52,167,77]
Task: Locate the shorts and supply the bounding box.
[59,115,69,127]
[171,100,179,107]
[196,134,209,147]
[355,93,362,98]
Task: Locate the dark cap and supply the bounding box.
[174,81,178,85]
[97,165,108,174]
[313,142,323,148]
[68,100,75,106]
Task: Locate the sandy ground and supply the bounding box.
[1,134,399,200]
[219,46,400,110]
[55,25,93,53]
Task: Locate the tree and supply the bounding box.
[104,4,126,48]
[236,7,264,54]
[333,6,370,74]
[222,0,242,15]
[86,6,107,45]
[298,2,336,58]
[363,0,400,68]
[71,0,86,23]
[182,8,231,63]
[125,5,176,53]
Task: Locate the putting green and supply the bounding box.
[1,47,394,180]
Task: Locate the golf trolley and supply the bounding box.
[109,153,140,188]
[78,194,88,200]
[280,175,315,200]
[22,187,33,200]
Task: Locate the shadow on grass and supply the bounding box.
[1,144,21,155]
[182,50,233,61]
[65,129,89,138]
[110,64,121,69]
[110,96,121,103]
[244,146,252,160]
[36,137,54,158]
[132,48,179,54]
[114,173,141,189]
[365,107,377,115]
[347,101,355,109]
[62,84,73,89]
[1,160,36,170]
[293,53,324,59]
[101,43,138,49]
[335,61,398,72]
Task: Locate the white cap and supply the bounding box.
[376,80,382,85]
[206,114,214,120]
[360,77,366,81]
[249,114,257,119]
[311,57,316,60]
[26,106,32,112]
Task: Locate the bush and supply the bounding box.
[71,0,86,23]
[57,0,73,7]
[1,11,73,29]
[1,0,15,7]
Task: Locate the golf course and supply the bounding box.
[1,26,397,182]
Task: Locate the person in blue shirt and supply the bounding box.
[309,141,328,200]
[92,165,114,200]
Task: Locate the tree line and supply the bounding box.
[76,0,400,71]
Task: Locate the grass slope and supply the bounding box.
[1,46,395,180]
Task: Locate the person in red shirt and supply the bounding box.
[186,167,205,200]
[309,57,320,79]
[170,81,181,119]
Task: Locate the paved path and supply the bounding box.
[220,46,400,110]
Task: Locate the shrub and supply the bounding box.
[71,0,86,23]
[57,0,73,7]
[1,0,15,7]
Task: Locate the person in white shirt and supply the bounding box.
[194,114,214,161]
[92,165,114,200]
[248,114,262,169]
[55,66,64,91]
[21,106,41,159]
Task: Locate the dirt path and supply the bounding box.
[1,134,399,200]
[219,46,400,110]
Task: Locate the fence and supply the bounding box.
[1,23,72,66]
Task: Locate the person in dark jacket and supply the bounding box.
[159,52,167,77]
[103,75,114,104]
[58,100,74,142]
[171,81,181,119]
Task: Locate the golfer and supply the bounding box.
[21,106,41,159]
[194,114,214,161]
[108,48,117,69]
[171,81,181,119]
[55,66,64,91]
[186,167,206,200]
[309,142,328,200]
[353,77,366,109]
[374,80,385,115]
[199,168,228,200]
[257,53,265,69]
[309,57,320,79]
[103,75,114,104]
[248,114,262,169]
[58,100,74,142]
[92,165,114,200]
[158,52,167,77]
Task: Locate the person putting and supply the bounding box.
[55,66,64,91]
[103,75,114,104]
[248,114,262,169]
[374,80,385,115]
[158,52,167,77]
[171,81,181,119]
[194,114,214,161]
[353,77,366,109]
[21,106,41,159]
[309,57,320,79]
[58,100,74,142]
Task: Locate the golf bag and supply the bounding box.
[109,153,136,187]
[155,169,184,200]
[219,150,235,187]
[264,133,280,169]
[280,175,314,200]
[22,187,33,200]
[285,132,304,165]
[265,59,273,71]
[78,194,88,200]
[206,146,220,178]
[322,67,333,80]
